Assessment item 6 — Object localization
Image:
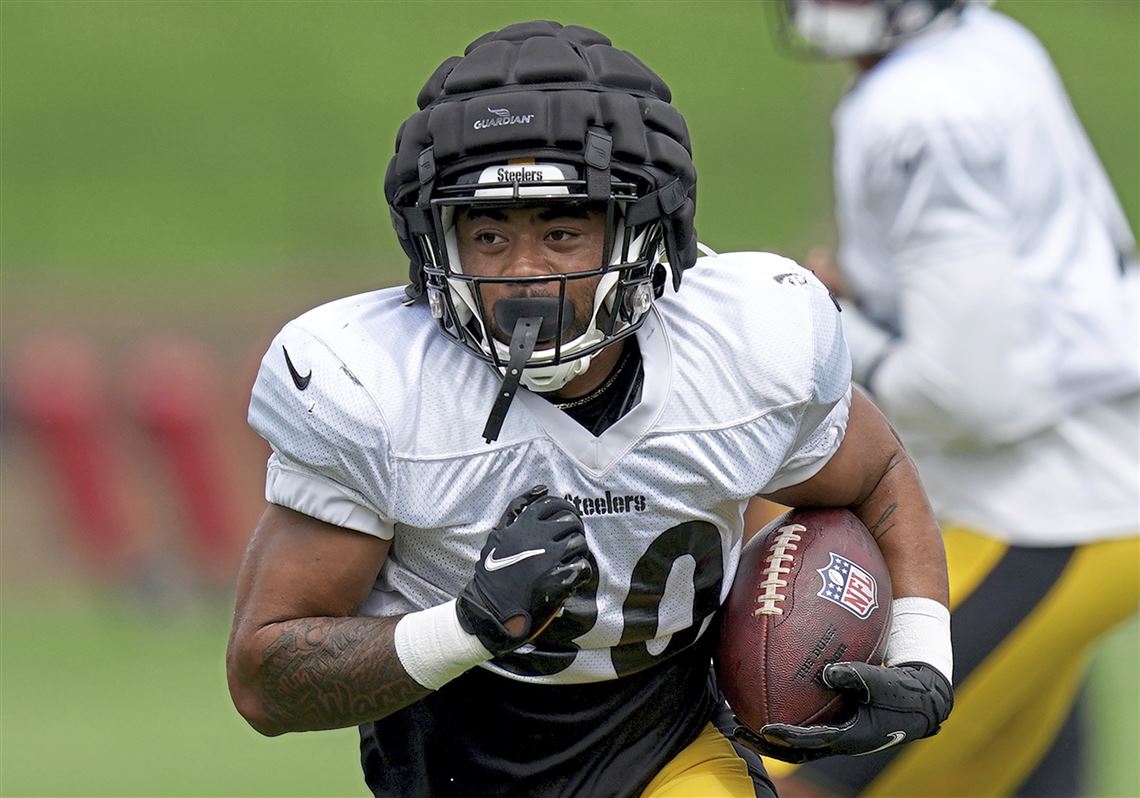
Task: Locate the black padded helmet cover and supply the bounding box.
[384,20,697,298]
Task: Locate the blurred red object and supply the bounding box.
[7,334,138,577]
[125,335,243,584]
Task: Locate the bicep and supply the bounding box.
[761,388,898,510]
[232,504,391,633]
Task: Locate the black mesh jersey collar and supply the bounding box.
[548,337,644,437]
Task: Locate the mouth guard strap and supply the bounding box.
[482,316,542,443]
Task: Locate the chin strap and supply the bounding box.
[482,317,542,444]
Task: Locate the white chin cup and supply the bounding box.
[793,0,889,57]
[518,340,599,393]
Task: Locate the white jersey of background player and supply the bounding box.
[830,4,1139,544]
[774,3,1138,795]
[250,250,848,684]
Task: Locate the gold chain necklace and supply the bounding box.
[553,345,634,410]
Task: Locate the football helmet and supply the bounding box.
[384,21,697,440]
[775,0,972,58]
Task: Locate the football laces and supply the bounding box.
[754,523,805,616]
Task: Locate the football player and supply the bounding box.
[226,21,954,797]
[769,1,1140,796]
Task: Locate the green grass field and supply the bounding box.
[2,2,1138,796]
[0,597,1135,797]
[0,595,364,797]
[2,1,1136,288]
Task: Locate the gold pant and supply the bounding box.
[769,528,1140,797]
[642,722,764,798]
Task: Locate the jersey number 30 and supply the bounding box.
[494,521,724,679]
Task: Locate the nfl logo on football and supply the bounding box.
[817,553,879,619]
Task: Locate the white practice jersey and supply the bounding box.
[249,251,851,685]
[832,5,1140,544]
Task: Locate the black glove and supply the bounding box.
[745,662,954,763]
[457,485,592,656]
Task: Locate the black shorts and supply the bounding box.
[360,635,718,798]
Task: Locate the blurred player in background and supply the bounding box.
[226,19,957,798]
[769,1,1140,795]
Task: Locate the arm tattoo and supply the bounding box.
[258,616,429,732]
[867,502,899,540]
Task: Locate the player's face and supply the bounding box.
[455,205,606,347]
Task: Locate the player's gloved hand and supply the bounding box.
[749,662,953,763]
[456,485,592,656]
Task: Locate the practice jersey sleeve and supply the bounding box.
[764,279,853,493]
[846,109,1138,447]
[852,118,1025,443]
[857,113,1009,265]
[855,119,1040,445]
[248,322,396,539]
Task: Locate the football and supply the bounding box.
[717,507,892,731]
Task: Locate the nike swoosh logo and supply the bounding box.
[484,547,546,572]
[282,346,311,391]
[861,731,907,755]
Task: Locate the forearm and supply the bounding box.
[761,388,953,688]
[237,614,428,736]
[854,454,954,681]
[849,444,948,606]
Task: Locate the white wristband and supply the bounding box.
[394,599,493,691]
[883,596,953,683]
